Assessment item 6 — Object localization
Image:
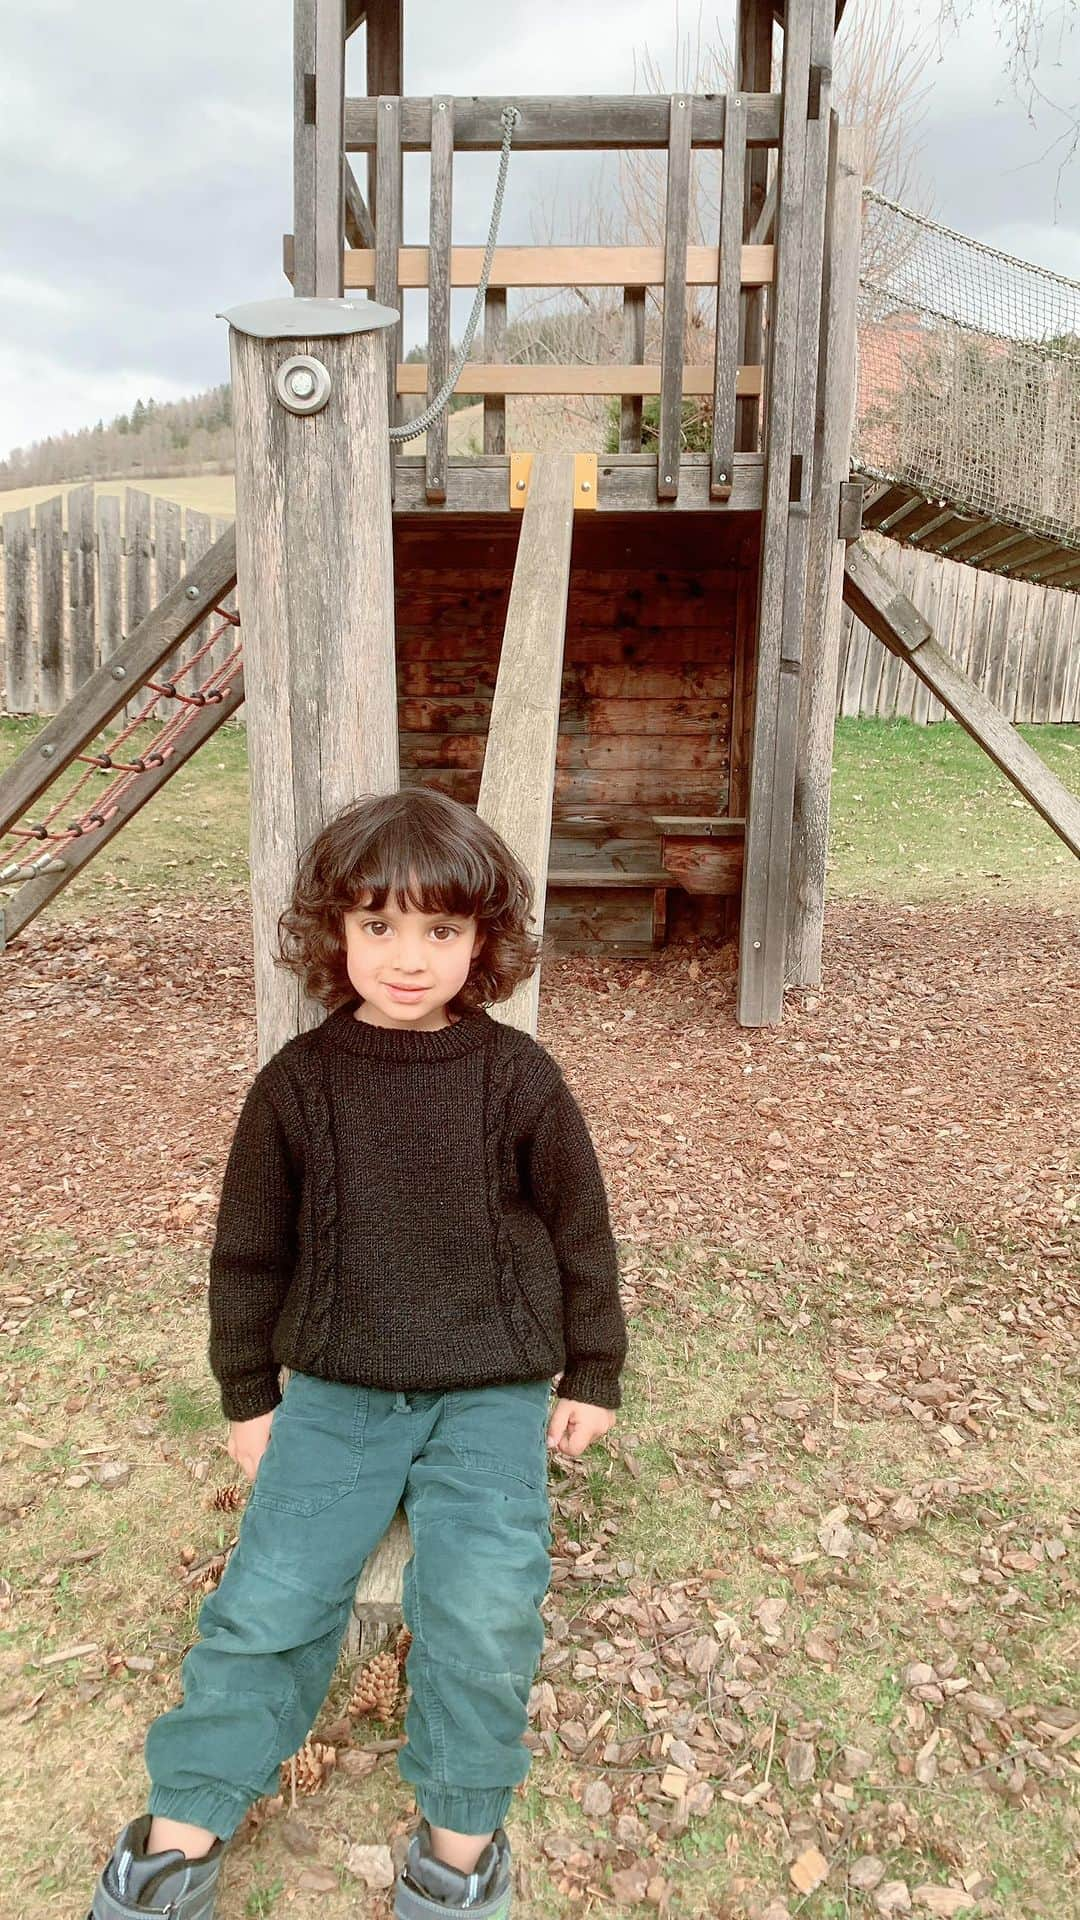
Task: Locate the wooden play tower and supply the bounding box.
[229,0,868,1047]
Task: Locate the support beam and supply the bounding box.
[365,0,403,216]
[737,0,836,1028]
[787,123,865,989]
[478,453,576,1033]
[736,0,774,452]
[843,541,1080,861]
[349,453,575,1651]
[223,298,398,1064]
[293,0,347,297]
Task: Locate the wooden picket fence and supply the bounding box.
[0,485,237,717]
[1,487,1077,724]
[838,532,1080,725]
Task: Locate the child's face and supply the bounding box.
[342,886,483,1025]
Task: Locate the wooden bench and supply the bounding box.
[544,863,674,953]
[651,815,746,896]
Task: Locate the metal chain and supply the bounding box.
[388,104,520,443]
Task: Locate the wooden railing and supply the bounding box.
[287,88,783,507]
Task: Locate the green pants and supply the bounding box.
[144,1373,553,1838]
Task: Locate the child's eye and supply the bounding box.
[362,921,459,938]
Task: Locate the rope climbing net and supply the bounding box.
[854,192,1080,548]
[0,604,242,892]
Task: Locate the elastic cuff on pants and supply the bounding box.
[415,1785,515,1834]
[146,1784,249,1842]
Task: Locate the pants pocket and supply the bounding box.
[249,1372,368,1517]
[442,1379,552,1492]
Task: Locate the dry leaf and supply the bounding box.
[789,1846,829,1895]
[343,1842,395,1890]
[913,1888,975,1916]
[785,1738,816,1787]
[850,1855,887,1891]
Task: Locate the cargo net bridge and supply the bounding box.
[852,191,1080,587]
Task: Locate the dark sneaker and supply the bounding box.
[394,1816,512,1918]
[86,1813,227,1918]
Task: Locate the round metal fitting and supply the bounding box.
[274,354,332,415]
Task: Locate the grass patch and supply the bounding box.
[3,1234,1074,1916]
[3,714,1078,926]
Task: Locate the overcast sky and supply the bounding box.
[2,0,1078,460]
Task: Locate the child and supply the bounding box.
[87,785,629,1920]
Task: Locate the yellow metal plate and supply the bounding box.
[509,450,533,509]
[573,452,598,509]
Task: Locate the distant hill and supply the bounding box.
[0,385,236,490]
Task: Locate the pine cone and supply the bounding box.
[346,1649,401,1723]
[395,1625,413,1668]
[279,1737,338,1796]
[200,1551,229,1593]
[211,1484,245,1512]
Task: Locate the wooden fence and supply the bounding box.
[2,487,1077,724]
[1,485,237,717]
[838,532,1080,724]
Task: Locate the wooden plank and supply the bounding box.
[346,93,782,153]
[787,120,863,983]
[344,160,376,248]
[620,287,646,453]
[711,92,746,500]
[844,539,1080,861]
[3,508,33,712]
[314,0,346,295]
[1060,596,1080,722]
[36,494,64,714]
[97,494,122,675]
[344,242,774,289]
[292,0,318,295]
[736,0,773,453]
[68,483,96,691]
[214,514,240,718]
[738,0,834,1026]
[1030,581,1059,722]
[0,528,237,839]
[125,489,152,630]
[2,673,244,944]
[154,498,182,601]
[389,450,764,513]
[1002,577,1035,721]
[182,509,216,683]
[1048,589,1073,724]
[482,289,507,455]
[478,451,575,1031]
[658,96,693,500]
[424,96,454,503]
[375,94,403,440]
[396,362,762,397]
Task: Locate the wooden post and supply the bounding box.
[735,0,774,453]
[736,0,836,1028]
[3,508,32,713]
[220,294,399,1065]
[786,124,865,989]
[293,0,346,298]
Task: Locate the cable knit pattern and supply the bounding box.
[207,996,628,1422]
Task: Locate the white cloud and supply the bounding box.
[0,344,192,456]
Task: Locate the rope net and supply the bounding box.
[0,607,242,892]
[854,191,1080,548]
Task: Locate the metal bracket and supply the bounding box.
[509,451,598,510]
[838,479,865,543]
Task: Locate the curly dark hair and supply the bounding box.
[276,786,543,1013]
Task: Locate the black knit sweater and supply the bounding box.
[207,997,629,1422]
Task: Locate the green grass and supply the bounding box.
[3,714,1078,922]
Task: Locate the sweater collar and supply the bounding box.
[320,995,497,1063]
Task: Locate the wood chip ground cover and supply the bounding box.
[0,893,1076,1918]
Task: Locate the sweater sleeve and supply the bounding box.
[207,1071,300,1422]
[525,1071,628,1411]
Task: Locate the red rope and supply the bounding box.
[2,607,243,878]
